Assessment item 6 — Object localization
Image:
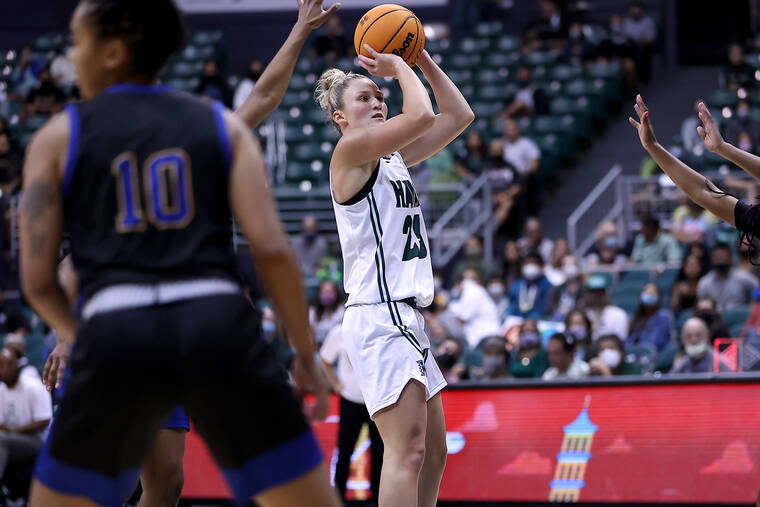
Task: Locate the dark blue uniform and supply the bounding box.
[34,84,321,506]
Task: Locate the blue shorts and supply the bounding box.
[35,295,321,506]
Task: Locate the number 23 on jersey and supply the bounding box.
[111,149,195,233]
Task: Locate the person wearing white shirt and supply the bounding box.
[4,333,41,382]
[0,348,52,480]
[501,119,541,177]
[543,333,590,380]
[320,326,382,503]
[583,274,630,341]
[232,60,263,111]
[447,271,501,349]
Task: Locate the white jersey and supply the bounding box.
[332,152,434,308]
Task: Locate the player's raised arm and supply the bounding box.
[19,114,79,351]
[224,109,329,421]
[329,45,435,169]
[399,50,474,167]
[235,0,341,129]
[629,94,737,226]
[696,101,760,184]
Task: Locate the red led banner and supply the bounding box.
[182,380,760,503]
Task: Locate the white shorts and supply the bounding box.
[342,301,447,417]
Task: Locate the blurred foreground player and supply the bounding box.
[40,0,342,506]
[19,0,341,505]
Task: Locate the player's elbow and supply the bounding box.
[411,110,436,132]
[250,234,294,264]
[20,268,54,304]
[460,106,475,128]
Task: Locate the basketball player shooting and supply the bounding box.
[315,5,474,504]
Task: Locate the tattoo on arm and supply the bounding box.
[21,181,59,257]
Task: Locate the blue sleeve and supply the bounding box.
[212,101,232,171]
[62,103,80,195]
[646,312,673,352]
[506,283,520,317]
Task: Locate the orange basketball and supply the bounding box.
[354,4,426,67]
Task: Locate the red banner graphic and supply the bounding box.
[182,381,760,503]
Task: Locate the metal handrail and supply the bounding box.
[428,172,493,268]
[567,164,622,254]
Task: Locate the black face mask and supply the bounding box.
[437,352,456,370]
[714,263,731,275]
[695,312,714,327]
[248,70,262,81]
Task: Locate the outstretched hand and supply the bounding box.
[696,102,725,153]
[628,94,658,150]
[296,0,341,31]
[42,340,72,392]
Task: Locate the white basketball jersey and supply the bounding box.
[331,152,434,308]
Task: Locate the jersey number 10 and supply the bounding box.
[111,149,195,233]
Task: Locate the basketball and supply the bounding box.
[354,4,426,67]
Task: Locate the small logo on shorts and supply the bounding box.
[417,359,427,377]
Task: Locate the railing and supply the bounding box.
[566,164,622,256]
[428,172,494,268]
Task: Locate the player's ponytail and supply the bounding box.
[314,68,361,134]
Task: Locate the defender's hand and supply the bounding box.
[296,0,341,31]
[292,353,330,422]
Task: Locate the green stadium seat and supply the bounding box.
[456,37,489,54]
[192,31,223,46]
[447,54,481,70]
[709,89,739,109]
[475,84,515,102]
[495,36,519,53]
[655,268,679,297]
[522,51,557,67]
[619,270,652,286]
[470,101,503,120]
[624,344,657,373]
[290,142,331,163]
[33,34,62,53]
[474,68,502,86]
[300,107,327,125]
[288,74,312,92]
[281,90,311,108]
[166,77,198,93]
[22,115,49,132]
[612,292,640,314]
[529,115,579,158]
[533,134,561,182]
[550,64,583,82]
[483,52,520,70]
[446,69,473,87]
[722,306,750,332]
[474,21,504,38]
[285,161,328,183]
[675,309,693,333]
[167,61,202,79]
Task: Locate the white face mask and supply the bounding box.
[599,348,622,369]
[685,341,709,359]
[522,264,541,280]
[563,264,580,279]
[488,282,505,299]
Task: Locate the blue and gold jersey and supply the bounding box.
[62,83,238,300]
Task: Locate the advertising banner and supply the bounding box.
[182,381,760,503]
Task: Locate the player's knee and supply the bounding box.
[162,465,184,503]
[144,462,184,505]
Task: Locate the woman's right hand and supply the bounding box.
[696,102,726,153]
[357,44,405,79]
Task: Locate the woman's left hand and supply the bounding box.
[629,94,658,150]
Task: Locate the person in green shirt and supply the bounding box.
[631,216,683,264]
[588,334,642,376]
[509,319,549,378]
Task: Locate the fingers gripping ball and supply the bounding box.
[354,4,425,66]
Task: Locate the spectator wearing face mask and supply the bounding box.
[517,218,552,264]
[447,269,501,349]
[631,216,682,264]
[588,334,642,376]
[501,240,523,288]
[233,59,263,111]
[671,317,731,373]
[543,239,571,287]
[486,275,509,317]
[583,274,630,340]
[435,338,468,384]
[473,336,509,381]
[548,257,584,320]
[692,297,730,343]
[452,235,498,283]
[197,60,232,107]
[497,66,550,119]
[543,333,589,380]
[506,252,553,319]
[309,280,345,345]
[671,196,716,245]
[564,310,592,360]
[697,243,758,312]
[291,215,328,275]
[725,99,760,149]
[509,320,549,378]
[24,65,66,117]
[4,331,40,382]
[671,254,708,315]
[585,221,628,267]
[626,284,673,353]
[722,43,754,91]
